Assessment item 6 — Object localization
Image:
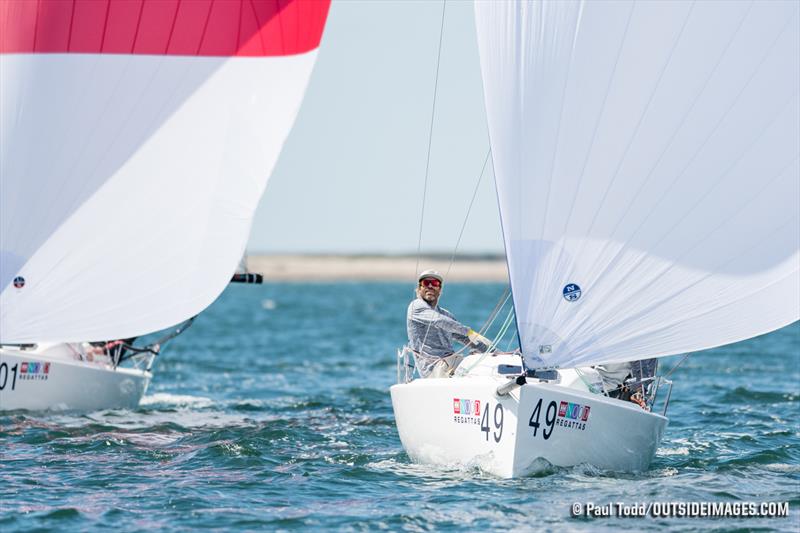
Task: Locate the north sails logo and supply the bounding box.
[562,283,581,302]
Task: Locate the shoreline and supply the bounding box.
[245,255,508,282]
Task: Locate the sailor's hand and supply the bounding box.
[467,328,491,347]
[630,391,647,409]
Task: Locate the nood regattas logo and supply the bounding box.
[557,401,590,430]
[19,362,50,381]
[453,398,481,425]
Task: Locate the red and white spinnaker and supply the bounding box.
[0,0,330,343]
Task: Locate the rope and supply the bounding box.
[414,0,448,357]
[445,148,491,278]
[663,353,690,379]
[422,148,495,358]
[408,2,506,375]
[451,288,511,357]
[490,307,516,352]
[457,305,515,375]
[478,287,511,337]
[414,0,447,277]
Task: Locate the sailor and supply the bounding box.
[407,269,492,378]
[596,358,657,409]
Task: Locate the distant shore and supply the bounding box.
[245,254,508,282]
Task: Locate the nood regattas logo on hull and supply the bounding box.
[557,401,590,430]
[453,398,481,425]
[19,362,50,381]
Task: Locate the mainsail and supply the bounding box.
[475,1,799,368]
[0,0,330,343]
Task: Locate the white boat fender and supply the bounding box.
[496,375,526,397]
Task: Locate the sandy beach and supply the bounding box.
[246,255,508,282]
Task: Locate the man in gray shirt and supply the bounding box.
[407,270,491,378]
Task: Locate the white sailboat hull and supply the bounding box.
[391,372,667,478]
[0,347,150,412]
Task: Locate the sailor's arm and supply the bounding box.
[409,302,492,351]
[410,303,470,336]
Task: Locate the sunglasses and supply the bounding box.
[420,278,441,288]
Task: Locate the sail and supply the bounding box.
[0,0,330,343]
[475,1,799,368]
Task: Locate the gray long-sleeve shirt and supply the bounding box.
[406,298,472,358]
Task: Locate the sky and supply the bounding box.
[246,0,504,255]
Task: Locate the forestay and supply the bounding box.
[0,0,330,343]
[474,1,799,368]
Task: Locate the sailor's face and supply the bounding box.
[418,278,442,304]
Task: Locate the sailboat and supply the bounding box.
[391,0,799,477]
[0,0,330,411]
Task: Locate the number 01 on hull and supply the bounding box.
[390,364,668,478]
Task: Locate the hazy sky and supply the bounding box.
[247,0,504,254]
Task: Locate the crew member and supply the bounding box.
[596,358,657,409]
[407,269,491,378]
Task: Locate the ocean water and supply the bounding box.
[1,283,798,531]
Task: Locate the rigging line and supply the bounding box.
[414,0,447,366]
[414,0,447,277]
[452,288,511,357]
[504,323,518,352]
[445,148,491,278]
[479,287,511,336]
[663,353,690,380]
[487,151,523,358]
[490,308,515,352]
[458,308,514,373]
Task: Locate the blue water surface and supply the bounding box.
[1,283,798,531]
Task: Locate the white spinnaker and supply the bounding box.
[0,53,317,343]
[475,0,800,368]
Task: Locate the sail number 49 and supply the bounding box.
[481,402,503,443]
[477,399,555,443]
[529,398,557,440]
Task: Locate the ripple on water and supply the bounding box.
[139,393,215,409]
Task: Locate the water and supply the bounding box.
[1,283,798,531]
